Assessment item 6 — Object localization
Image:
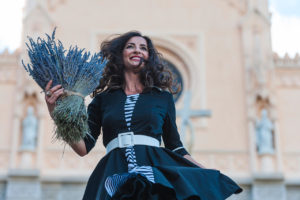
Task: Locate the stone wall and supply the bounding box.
[0,181,6,200]
[41,182,86,200]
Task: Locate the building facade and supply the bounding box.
[0,0,300,199]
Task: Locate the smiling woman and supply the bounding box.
[44,30,242,199]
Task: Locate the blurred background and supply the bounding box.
[0,0,299,199]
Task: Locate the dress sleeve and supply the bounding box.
[83,95,102,153]
[162,93,190,156]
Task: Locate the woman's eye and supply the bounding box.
[126,45,133,49]
[141,47,148,51]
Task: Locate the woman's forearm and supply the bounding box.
[184,154,206,168]
[69,139,87,157]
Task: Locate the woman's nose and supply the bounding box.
[133,47,142,54]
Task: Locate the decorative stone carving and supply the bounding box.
[277,75,300,87]
[232,155,250,172]
[195,152,249,174]
[21,106,38,151]
[274,52,300,68]
[0,49,20,65]
[256,109,274,155]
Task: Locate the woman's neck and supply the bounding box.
[123,71,144,95]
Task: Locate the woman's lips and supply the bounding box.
[130,56,141,61]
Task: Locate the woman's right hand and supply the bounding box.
[45,80,64,115]
[45,80,87,156]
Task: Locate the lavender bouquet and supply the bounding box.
[22,28,107,144]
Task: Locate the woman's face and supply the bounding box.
[122,36,149,71]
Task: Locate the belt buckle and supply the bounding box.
[118,132,134,148]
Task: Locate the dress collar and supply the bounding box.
[150,86,163,92]
[142,86,163,93]
[105,86,163,94]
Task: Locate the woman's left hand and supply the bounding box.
[184,154,206,168]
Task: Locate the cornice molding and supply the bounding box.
[274,52,300,68]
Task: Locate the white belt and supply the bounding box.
[106,132,160,154]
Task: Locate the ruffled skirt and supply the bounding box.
[82,145,242,200]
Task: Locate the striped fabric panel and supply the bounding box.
[125,147,138,170]
[124,107,134,111]
[124,94,139,171]
[104,173,131,197]
[124,94,139,131]
[123,94,155,183]
[104,167,155,198]
[129,166,155,183]
[104,93,156,197]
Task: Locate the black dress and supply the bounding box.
[82,88,242,200]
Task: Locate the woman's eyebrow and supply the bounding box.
[126,43,147,47]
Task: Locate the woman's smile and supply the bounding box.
[130,55,141,61]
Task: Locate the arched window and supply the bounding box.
[163,59,183,102]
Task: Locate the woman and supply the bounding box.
[45,31,242,200]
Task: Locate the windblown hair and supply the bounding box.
[92,31,179,97]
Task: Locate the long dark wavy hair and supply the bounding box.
[92,31,179,97]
